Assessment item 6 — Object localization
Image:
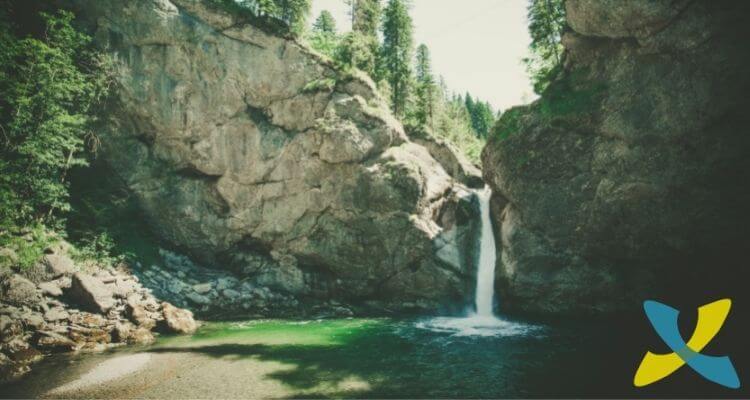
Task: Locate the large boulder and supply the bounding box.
[67,273,116,314]
[161,302,198,334]
[0,275,42,308]
[482,1,750,314]
[63,0,480,312]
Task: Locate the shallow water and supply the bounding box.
[2,317,745,398]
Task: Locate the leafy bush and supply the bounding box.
[0,224,57,270]
[0,9,109,230]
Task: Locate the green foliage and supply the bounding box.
[538,69,606,119]
[70,231,125,267]
[0,224,57,270]
[493,107,525,142]
[0,9,109,230]
[65,162,161,269]
[303,77,336,93]
[335,31,380,79]
[350,0,382,37]
[312,10,337,35]
[491,69,605,142]
[307,31,341,59]
[413,44,437,127]
[463,95,495,139]
[381,0,414,117]
[308,10,340,59]
[524,0,566,94]
[207,0,310,35]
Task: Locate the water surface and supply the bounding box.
[1,317,742,398]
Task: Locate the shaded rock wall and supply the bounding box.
[65,0,480,313]
[482,0,750,315]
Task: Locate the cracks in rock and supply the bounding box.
[170,1,267,49]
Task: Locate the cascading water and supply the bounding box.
[416,186,537,337]
[474,187,496,317]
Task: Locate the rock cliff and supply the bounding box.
[64,0,480,314]
[483,0,750,314]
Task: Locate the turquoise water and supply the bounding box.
[2,316,744,398]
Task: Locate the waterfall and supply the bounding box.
[415,186,538,336]
[474,187,497,317]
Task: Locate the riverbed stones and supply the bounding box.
[1,243,198,383]
[34,331,78,353]
[192,283,212,294]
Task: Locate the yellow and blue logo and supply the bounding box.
[634,299,740,389]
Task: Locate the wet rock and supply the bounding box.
[129,327,155,345]
[192,283,212,294]
[68,326,111,348]
[126,303,156,330]
[161,303,197,334]
[186,292,210,306]
[112,321,133,342]
[68,273,116,314]
[35,331,77,353]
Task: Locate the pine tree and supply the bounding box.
[308,10,339,58]
[337,1,381,80]
[275,0,311,35]
[524,0,566,94]
[414,44,436,127]
[312,10,336,35]
[352,0,381,37]
[381,0,413,117]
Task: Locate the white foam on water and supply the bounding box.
[416,316,538,337]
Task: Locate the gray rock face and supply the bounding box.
[482,1,750,314]
[67,0,478,311]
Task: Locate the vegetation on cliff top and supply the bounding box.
[306,1,494,163]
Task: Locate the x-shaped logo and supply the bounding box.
[634,299,740,389]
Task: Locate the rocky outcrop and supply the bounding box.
[482,1,750,314]
[64,0,480,313]
[0,244,196,383]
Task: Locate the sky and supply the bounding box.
[310,0,537,112]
